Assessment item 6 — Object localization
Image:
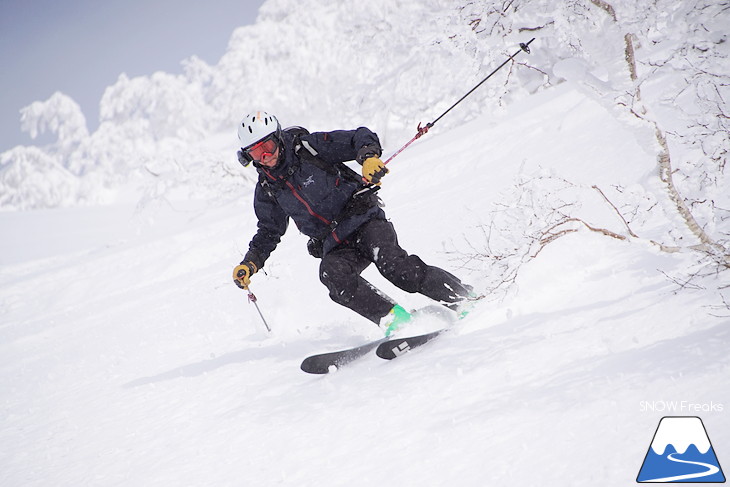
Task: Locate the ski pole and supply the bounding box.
[246,287,271,332]
[384,38,535,165]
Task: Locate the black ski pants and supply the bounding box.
[319,218,471,323]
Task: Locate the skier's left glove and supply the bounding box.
[233,261,257,289]
[361,156,388,185]
[357,145,388,185]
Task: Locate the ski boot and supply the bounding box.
[380,304,412,337]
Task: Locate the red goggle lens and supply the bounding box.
[245,137,278,162]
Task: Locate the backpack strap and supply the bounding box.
[256,164,294,201]
[293,133,364,185]
[258,173,278,200]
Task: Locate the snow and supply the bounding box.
[1,1,729,486]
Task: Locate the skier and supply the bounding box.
[232,111,473,335]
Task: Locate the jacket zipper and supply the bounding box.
[284,180,331,226]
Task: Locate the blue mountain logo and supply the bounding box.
[637,416,725,483]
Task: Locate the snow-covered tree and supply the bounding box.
[19,91,89,150]
[0,0,727,279]
[0,146,80,210]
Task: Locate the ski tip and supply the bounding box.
[300,359,330,375]
[375,346,396,360]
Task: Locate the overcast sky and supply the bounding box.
[0,0,265,151]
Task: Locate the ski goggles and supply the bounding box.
[240,135,279,166]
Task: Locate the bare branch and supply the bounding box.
[592,185,639,238]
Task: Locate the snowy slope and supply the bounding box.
[2,0,729,485]
[2,83,728,486]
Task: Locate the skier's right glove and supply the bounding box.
[307,237,323,259]
[233,261,257,289]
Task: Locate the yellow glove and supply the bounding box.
[233,261,257,289]
[361,156,389,185]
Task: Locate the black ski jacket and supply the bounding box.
[243,127,385,270]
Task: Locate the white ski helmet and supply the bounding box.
[237,111,281,149]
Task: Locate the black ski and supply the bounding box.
[375,329,445,360]
[300,329,447,374]
[300,304,465,374]
[300,337,387,374]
